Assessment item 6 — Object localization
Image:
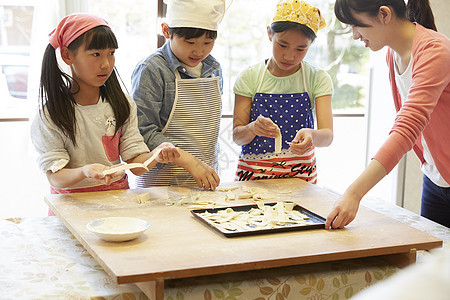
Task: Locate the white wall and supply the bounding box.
[363,47,398,204]
[431,0,450,37]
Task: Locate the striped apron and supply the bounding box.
[235,61,317,183]
[136,70,221,187]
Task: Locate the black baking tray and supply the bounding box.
[190,202,325,237]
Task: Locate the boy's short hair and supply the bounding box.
[168,27,218,40]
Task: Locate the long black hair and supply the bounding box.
[334,0,436,31]
[39,25,130,145]
[269,21,317,42]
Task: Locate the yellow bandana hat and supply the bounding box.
[272,0,326,34]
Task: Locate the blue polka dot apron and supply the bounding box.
[235,61,317,183]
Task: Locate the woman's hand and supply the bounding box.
[325,191,361,229]
[325,160,388,229]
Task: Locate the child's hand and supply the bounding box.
[155,142,180,163]
[83,163,124,185]
[185,157,220,191]
[252,115,280,138]
[289,129,313,155]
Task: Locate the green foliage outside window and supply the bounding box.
[214,0,370,113]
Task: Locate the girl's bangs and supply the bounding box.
[84,26,118,50]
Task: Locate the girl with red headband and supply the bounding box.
[31,13,179,206]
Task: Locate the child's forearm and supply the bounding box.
[171,148,197,169]
[127,151,154,176]
[46,163,120,188]
[46,168,86,189]
[233,122,257,146]
[171,148,220,190]
[171,148,213,174]
[311,128,333,147]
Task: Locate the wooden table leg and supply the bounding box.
[381,248,417,269]
[136,279,165,300]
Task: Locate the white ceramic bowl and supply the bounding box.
[87,217,150,242]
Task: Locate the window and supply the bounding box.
[87,0,158,90]
[0,4,33,118]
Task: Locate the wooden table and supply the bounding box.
[45,178,442,300]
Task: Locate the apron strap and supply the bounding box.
[256,59,309,94]
[162,69,181,134]
[174,68,182,79]
[255,61,269,92]
[301,62,308,94]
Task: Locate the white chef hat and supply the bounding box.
[164,0,226,31]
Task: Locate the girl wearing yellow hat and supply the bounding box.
[233,0,333,183]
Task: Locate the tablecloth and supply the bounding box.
[1,195,448,300]
[0,217,398,300]
[0,217,146,299]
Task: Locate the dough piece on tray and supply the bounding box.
[275,202,286,225]
[198,201,311,232]
[225,190,236,201]
[237,192,253,199]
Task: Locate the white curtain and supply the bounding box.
[27,0,88,152]
[28,0,88,108]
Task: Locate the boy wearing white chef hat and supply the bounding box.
[165,0,225,31]
[131,0,226,190]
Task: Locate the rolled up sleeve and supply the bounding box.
[30,112,70,173]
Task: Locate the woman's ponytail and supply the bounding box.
[406,0,437,31]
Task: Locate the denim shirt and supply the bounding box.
[131,41,223,151]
